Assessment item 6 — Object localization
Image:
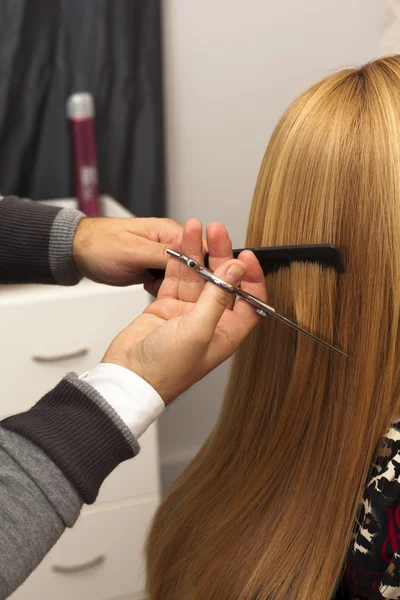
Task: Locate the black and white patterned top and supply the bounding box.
[336,422,400,599]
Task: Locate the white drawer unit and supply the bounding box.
[10,499,157,600]
[2,197,160,600]
[0,281,150,415]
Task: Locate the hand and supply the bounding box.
[102,219,267,405]
[72,216,183,292]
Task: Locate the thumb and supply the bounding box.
[190,259,246,340]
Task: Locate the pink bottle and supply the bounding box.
[66,93,101,217]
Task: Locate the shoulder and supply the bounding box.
[369,421,400,488]
[351,422,400,558]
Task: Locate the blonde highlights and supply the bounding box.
[146,56,400,599]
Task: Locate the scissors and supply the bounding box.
[166,249,347,357]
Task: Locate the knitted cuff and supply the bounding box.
[49,208,85,285]
[0,196,84,285]
[1,374,140,504]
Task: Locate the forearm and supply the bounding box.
[0,196,83,285]
[0,373,141,597]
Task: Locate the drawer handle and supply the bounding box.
[51,554,106,574]
[32,348,89,363]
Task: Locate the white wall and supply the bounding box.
[159,0,382,490]
[383,0,400,52]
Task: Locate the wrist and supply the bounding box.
[72,217,94,278]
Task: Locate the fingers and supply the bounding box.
[206,222,234,271]
[189,259,246,340]
[155,218,185,244]
[177,218,206,302]
[229,250,267,340]
[157,231,183,300]
[124,217,183,272]
[206,222,235,310]
[127,217,183,245]
[199,250,267,368]
[158,219,205,302]
[128,237,171,270]
[121,217,205,278]
[156,220,242,310]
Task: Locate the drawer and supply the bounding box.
[0,284,150,414]
[11,499,158,600]
[97,423,160,503]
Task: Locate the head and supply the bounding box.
[146,55,400,599]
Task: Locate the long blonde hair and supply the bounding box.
[146,56,400,599]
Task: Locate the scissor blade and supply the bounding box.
[265,310,347,356]
[166,249,182,259]
[235,289,347,357]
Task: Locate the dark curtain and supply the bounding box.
[0,0,165,217]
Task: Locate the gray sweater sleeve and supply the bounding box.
[0,429,82,599]
[0,197,141,597]
[0,196,84,285]
[0,374,141,599]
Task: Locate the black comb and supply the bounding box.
[148,244,344,280]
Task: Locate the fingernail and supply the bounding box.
[226,263,245,282]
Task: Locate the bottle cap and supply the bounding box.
[66,93,95,119]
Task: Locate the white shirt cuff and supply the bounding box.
[80,363,165,439]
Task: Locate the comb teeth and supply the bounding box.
[205,244,344,275]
